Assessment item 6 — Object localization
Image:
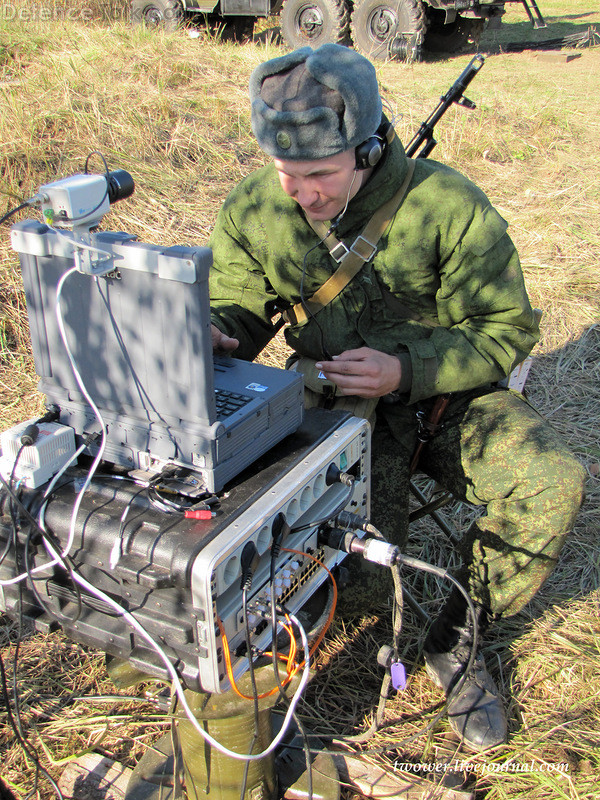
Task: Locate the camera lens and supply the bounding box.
[107,169,135,204]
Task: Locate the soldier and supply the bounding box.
[208,44,585,751]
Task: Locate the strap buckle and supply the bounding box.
[350,235,378,262]
[330,241,350,263]
[330,235,378,264]
[281,307,296,325]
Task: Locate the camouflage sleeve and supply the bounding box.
[208,194,279,362]
[405,204,540,404]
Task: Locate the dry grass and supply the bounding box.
[0,625,172,792]
[1,1,599,797]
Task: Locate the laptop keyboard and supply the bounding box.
[215,389,253,420]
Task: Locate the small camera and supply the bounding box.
[39,169,134,231]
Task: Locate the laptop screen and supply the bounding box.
[11,220,304,491]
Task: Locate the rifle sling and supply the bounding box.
[284,158,416,326]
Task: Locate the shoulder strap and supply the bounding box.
[284,158,417,326]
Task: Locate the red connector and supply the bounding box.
[184,509,213,520]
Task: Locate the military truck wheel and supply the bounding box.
[423,12,485,53]
[280,0,350,49]
[131,0,184,32]
[351,0,425,61]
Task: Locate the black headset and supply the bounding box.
[355,117,395,171]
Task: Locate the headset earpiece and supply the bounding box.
[354,119,395,171]
[355,137,383,170]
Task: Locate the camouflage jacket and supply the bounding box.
[209,137,539,405]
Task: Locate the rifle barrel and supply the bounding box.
[404,55,485,159]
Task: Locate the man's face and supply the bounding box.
[274,149,368,222]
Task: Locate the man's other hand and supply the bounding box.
[211,324,239,354]
[315,348,405,398]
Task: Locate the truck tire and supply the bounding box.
[131,0,184,32]
[351,0,426,61]
[423,12,485,53]
[280,0,350,49]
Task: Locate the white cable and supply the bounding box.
[0,443,87,587]
[3,225,312,759]
[42,444,88,501]
[109,498,136,569]
[7,460,311,755]
[335,169,359,226]
[53,267,108,561]
[38,443,88,532]
[35,533,311,762]
[0,263,109,589]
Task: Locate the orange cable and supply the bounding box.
[217,617,296,700]
[215,547,338,700]
[282,548,338,659]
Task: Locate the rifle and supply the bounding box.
[404,55,484,473]
[405,54,485,159]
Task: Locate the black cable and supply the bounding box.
[84,150,110,176]
[133,468,183,513]
[2,476,65,800]
[239,586,260,800]
[331,517,480,728]
[23,524,83,626]
[25,481,71,523]
[52,151,110,226]
[351,563,478,749]
[268,590,314,800]
[266,510,313,798]
[0,200,32,226]
[0,150,111,230]
[9,444,26,489]
[3,444,84,625]
[0,516,14,566]
[0,648,64,800]
[334,561,404,746]
[0,475,22,567]
[32,471,138,525]
[320,521,480,748]
[116,482,153,551]
[146,485,184,514]
[94,278,181,459]
[394,554,479,710]
[2,445,27,569]
[296,169,361,362]
[0,472,56,539]
[2,438,122,628]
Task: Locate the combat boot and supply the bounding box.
[423,588,508,751]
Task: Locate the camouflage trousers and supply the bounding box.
[306,387,586,619]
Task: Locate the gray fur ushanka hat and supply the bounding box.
[249,44,382,161]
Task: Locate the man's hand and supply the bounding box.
[315,348,404,398]
[211,324,239,355]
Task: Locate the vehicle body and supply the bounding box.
[130,0,546,59]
